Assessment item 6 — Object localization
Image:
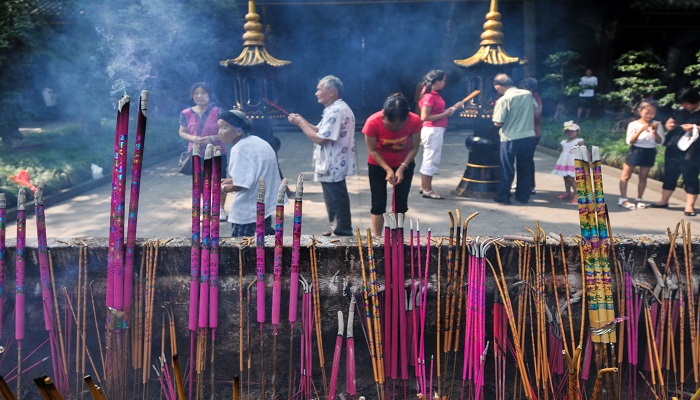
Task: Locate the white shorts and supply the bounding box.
[419,126,446,176]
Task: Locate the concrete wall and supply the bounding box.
[0,234,683,397]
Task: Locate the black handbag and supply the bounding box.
[178,151,193,175]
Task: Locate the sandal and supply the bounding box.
[618,197,636,210]
[570,197,578,204]
[422,190,445,199]
[557,193,572,199]
[636,199,647,209]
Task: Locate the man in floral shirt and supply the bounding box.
[288,75,356,236]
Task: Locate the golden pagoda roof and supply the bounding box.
[454,0,525,68]
[220,0,290,68]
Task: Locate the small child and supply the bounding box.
[618,100,664,209]
[552,121,584,203]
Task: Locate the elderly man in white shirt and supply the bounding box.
[288,75,356,236]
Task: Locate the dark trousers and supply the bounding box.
[321,180,353,236]
[368,162,415,215]
[495,138,534,203]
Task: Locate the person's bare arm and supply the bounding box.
[288,113,329,145]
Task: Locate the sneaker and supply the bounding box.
[220,208,228,221]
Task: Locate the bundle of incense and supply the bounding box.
[418,228,431,395]
[396,213,408,382]
[346,296,357,399]
[187,142,202,399]
[0,194,5,339]
[124,90,148,313]
[573,145,610,343]
[287,174,303,398]
[328,311,344,400]
[271,178,288,397]
[356,230,381,396]
[34,185,63,388]
[107,94,130,313]
[14,189,26,397]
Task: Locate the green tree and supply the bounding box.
[601,50,670,113]
[685,50,700,88]
[540,51,583,119]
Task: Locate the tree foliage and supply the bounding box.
[540,51,583,118]
[685,50,700,88]
[601,50,670,112]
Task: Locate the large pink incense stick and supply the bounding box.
[419,228,431,395]
[272,179,289,330]
[124,90,148,311]
[396,213,408,381]
[209,146,222,335]
[34,185,60,382]
[288,174,303,325]
[255,177,267,399]
[287,174,303,399]
[271,179,287,397]
[389,213,399,381]
[346,296,357,398]
[255,177,266,325]
[198,145,213,329]
[15,188,26,395]
[382,214,393,380]
[187,143,202,400]
[0,193,5,339]
[328,311,344,400]
[108,94,130,311]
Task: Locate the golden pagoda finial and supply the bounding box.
[220,0,290,67]
[454,0,524,67]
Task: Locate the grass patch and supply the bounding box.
[0,116,179,207]
[540,117,665,180]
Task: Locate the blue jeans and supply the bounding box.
[495,138,534,203]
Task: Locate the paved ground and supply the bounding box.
[6,123,693,239]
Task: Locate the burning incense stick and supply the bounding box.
[0,194,5,341]
[124,90,149,313]
[255,177,266,400]
[271,179,288,398]
[263,98,291,116]
[287,174,303,398]
[108,94,130,312]
[14,189,26,399]
[187,142,201,400]
[34,185,64,388]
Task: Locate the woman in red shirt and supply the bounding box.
[417,70,463,199]
[362,93,422,236]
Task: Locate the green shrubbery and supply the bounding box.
[0,116,179,208]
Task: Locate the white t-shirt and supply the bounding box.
[579,76,598,98]
[626,120,664,149]
[227,135,284,224]
[313,99,356,183]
